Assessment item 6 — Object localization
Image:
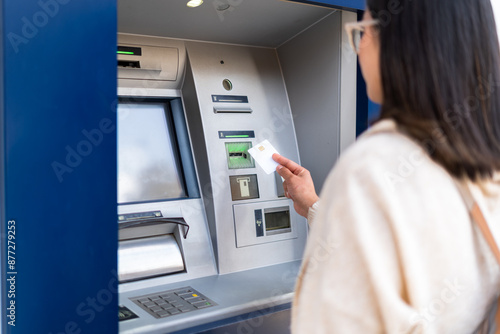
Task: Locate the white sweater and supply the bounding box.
[291,120,500,334]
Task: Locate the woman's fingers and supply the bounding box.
[273,153,303,175]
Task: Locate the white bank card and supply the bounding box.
[248,140,279,174]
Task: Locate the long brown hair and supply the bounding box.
[367,0,500,180]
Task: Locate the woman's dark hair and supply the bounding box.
[366,0,500,180]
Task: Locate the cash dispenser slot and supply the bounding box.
[118,60,141,68]
[118,213,189,283]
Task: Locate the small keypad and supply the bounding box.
[131,287,217,319]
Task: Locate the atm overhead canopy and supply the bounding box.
[118,0,334,48]
[285,0,364,11]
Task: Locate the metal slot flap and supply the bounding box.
[119,217,190,240]
[118,234,184,282]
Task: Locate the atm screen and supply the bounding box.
[117,100,187,203]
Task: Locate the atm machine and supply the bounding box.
[116,2,357,333]
[117,35,307,333]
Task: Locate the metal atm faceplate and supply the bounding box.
[233,199,298,248]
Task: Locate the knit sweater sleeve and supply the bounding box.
[306,200,320,226]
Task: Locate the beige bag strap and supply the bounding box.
[454,179,500,265]
[455,180,500,333]
[472,203,500,265]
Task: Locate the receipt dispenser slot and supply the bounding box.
[229,174,259,201]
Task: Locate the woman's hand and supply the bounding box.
[273,153,319,218]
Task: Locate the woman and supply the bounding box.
[274,0,500,332]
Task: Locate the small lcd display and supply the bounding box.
[264,207,291,235]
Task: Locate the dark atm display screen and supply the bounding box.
[117,101,186,203]
[265,208,290,232]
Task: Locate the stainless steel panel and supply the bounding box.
[277,12,343,193]
[183,41,308,274]
[118,234,184,282]
[339,11,358,153]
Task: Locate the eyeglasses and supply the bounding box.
[345,20,379,54]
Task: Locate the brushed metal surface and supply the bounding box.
[183,41,308,274]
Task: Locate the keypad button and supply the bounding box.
[175,289,193,296]
[143,301,155,308]
[150,306,162,312]
[162,305,173,311]
[155,300,167,306]
[169,309,181,315]
[194,302,212,309]
[181,294,200,300]
[138,298,149,304]
[160,293,175,299]
[187,297,205,304]
[157,310,170,318]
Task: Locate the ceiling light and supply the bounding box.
[187,0,203,7]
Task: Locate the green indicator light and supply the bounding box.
[117,51,135,55]
[226,135,249,138]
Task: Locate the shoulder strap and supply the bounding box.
[454,179,500,266]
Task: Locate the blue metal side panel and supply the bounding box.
[1,0,117,333]
[285,0,365,11]
[356,64,380,136]
[0,0,5,332]
[368,101,381,122]
[356,60,370,136]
